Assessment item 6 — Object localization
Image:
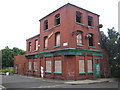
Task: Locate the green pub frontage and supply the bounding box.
[14,3,109,80]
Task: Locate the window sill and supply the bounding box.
[43,24,61,32]
[77,44,84,47]
[45,71,52,74]
[28,70,32,72]
[54,24,61,28]
[88,26,95,29]
[79,72,86,74]
[43,48,48,50]
[33,70,38,72]
[53,45,60,48]
[43,29,49,32]
[76,22,87,27]
[93,58,102,60]
[88,46,96,48]
[34,50,38,52]
[88,71,93,74]
[54,72,62,74]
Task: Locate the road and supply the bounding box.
[1,74,119,89]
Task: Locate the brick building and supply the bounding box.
[14,3,109,80]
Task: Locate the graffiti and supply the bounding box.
[67,72,75,77]
[41,66,44,78]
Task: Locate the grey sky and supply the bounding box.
[0,0,119,50]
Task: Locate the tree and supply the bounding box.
[100,27,120,77]
[1,46,26,68]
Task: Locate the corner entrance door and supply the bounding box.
[94,64,100,78]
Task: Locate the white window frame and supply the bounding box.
[56,33,60,46]
[55,60,62,73]
[87,60,93,73]
[44,37,48,48]
[33,61,38,71]
[28,61,32,71]
[35,40,38,51]
[77,32,82,45]
[79,60,85,73]
[45,60,52,73]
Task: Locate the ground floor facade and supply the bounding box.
[14,48,109,80]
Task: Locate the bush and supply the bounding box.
[111,65,120,78]
[0,68,14,74]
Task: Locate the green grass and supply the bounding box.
[0,68,14,74]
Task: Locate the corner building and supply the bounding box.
[14,3,109,80]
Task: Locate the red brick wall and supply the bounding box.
[14,55,27,75]
[26,35,40,55]
[101,49,109,77]
[37,4,101,54]
[16,4,109,80]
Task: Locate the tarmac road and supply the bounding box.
[1,74,119,89]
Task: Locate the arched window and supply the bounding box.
[55,32,60,46]
[44,36,48,48]
[88,33,93,46]
[34,39,38,51]
[76,31,83,45]
[76,11,82,23]
[55,14,60,25]
[28,42,32,52]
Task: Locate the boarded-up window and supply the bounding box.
[46,60,51,72]
[28,61,32,71]
[88,60,93,72]
[55,60,62,72]
[79,60,85,72]
[77,32,82,45]
[55,32,60,46]
[34,61,38,71]
[44,36,48,48]
[29,42,32,52]
[35,40,38,51]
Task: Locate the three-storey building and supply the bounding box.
[14,3,108,80]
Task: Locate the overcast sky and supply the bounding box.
[0,0,119,50]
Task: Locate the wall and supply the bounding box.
[14,55,27,75]
[26,34,40,54]
[16,3,108,80]
[38,4,101,54]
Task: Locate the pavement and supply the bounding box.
[18,75,119,85]
[64,78,119,85]
[0,85,5,89]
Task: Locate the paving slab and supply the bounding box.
[0,85,5,89]
[64,78,118,85]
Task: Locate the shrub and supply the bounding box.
[0,68,14,74]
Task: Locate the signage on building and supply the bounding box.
[63,42,68,46]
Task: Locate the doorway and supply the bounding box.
[94,63,100,78]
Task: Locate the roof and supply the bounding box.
[26,34,40,41]
[39,3,100,21]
